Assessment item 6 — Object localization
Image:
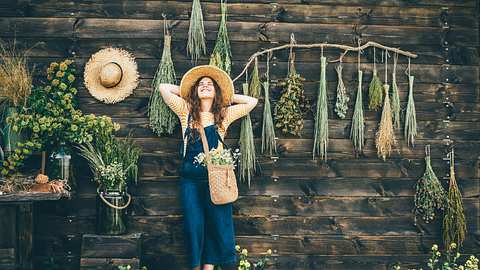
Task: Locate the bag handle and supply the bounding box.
[197,125,211,163]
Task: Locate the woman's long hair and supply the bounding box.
[185,76,226,141]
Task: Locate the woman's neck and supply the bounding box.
[200,99,213,113]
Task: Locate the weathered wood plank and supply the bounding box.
[38,194,478,218]
[0,17,75,37]
[35,215,478,237]
[17,2,477,28]
[136,154,480,179]
[81,233,142,259]
[73,18,477,46]
[127,176,480,198]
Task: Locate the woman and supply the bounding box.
[159,65,258,270]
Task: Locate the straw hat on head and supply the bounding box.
[179,65,234,106]
[84,47,139,104]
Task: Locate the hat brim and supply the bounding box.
[179,65,234,105]
[84,47,139,104]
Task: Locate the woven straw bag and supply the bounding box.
[198,127,238,205]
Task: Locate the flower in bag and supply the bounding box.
[194,147,240,166]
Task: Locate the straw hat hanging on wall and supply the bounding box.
[84,47,139,104]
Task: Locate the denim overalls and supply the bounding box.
[179,119,237,269]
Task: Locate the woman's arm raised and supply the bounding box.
[158,83,188,116]
[223,94,258,127]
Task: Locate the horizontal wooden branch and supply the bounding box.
[232,41,418,82]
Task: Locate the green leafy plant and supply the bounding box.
[1,59,119,176]
[413,145,447,224]
[273,50,308,137]
[187,0,206,63]
[351,70,365,153]
[391,52,401,129]
[261,56,276,156]
[209,0,232,75]
[405,74,417,147]
[443,149,466,249]
[249,57,261,98]
[334,63,349,119]
[239,82,256,187]
[368,48,383,111]
[235,245,272,270]
[0,39,34,160]
[149,28,178,136]
[77,134,141,192]
[312,55,329,161]
[391,243,478,270]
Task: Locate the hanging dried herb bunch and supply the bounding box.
[261,53,277,156]
[351,50,365,153]
[149,20,178,135]
[404,59,417,147]
[442,149,467,248]
[413,145,447,225]
[391,52,401,130]
[368,47,383,111]
[312,54,328,161]
[187,0,206,63]
[249,57,261,98]
[375,51,396,160]
[239,81,256,187]
[334,62,349,119]
[209,0,232,75]
[274,35,307,137]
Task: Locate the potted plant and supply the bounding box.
[77,134,141,235]
[0,40,33,163]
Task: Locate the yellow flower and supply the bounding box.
[450,243,457,249]
[241,249,248,256]
[47,74,53,81]
[244,261,250,268]
[67,74,75,82]
[56,71,65,78]
[52,79,60,86]
[64,59,73,65]
[267,249,272,255]
[59,83,67,90]
[59,62,68,71]
[432,244,438,251]
[235,245,241,251]
[114,123,121,131]
[50,62,59,68]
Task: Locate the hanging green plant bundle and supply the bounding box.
[273,51,307,137]
[209,0,232,75]
[312,56,328,161]
[405,74,417,147]
[443,149,467,249]
[351,70,365,153]
[149,34,178,136]
[261,56,276,156]
[239,82,256,187]
[375,84,396,160]
[368,49,383,111]
[248,57,261,98]
[391,53,401,130]
[334,63,349,119]
[187,0,206,63]
[414,145,447,224]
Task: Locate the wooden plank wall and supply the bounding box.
[1,0,479,269]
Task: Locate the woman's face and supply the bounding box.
[196,77,216,100]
